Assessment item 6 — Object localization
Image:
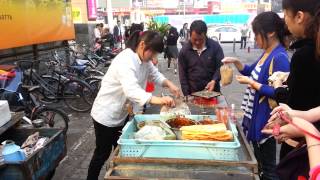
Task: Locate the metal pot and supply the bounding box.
[32,119,45,128]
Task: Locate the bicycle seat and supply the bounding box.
[75,59,90,66]
[21,85,40,92]
[70,65,86,71]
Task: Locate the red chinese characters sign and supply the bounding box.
[87,0,97,20]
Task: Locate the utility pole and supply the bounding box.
[183,0,186,17]
[107,0,114,33]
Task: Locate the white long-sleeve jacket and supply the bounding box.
[91,48,166,127]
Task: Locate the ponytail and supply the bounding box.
[125,30,164,53]
[251,11,287,47]
[125,30,141,52]
[276,18,288,47]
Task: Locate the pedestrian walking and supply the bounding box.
[240,23,249,49]
[166,26,179,74]
[179,23,189,46]
[113,20,122,48]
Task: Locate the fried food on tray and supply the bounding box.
[180,123,233,141]
[198,117,216,125]
[166,115,196,128]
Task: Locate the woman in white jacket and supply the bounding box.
[87,30,181,180]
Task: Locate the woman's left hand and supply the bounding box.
[236,75,253,85]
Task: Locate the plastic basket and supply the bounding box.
[118,115,240,161]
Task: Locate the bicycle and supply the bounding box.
[0,70,69,133]
[16,60,94,112]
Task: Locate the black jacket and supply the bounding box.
[274,39,320,179]
[178,38,224,96]
[166,31,179,46]
[275,39,320,111]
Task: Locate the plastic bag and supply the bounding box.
[268,71,289,87]
[220,64,233,86]
[134,125,167,140]
[160,98,191,116]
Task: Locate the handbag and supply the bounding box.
[259,57,278,109]
[276,145,310,180]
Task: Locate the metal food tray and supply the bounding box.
[191,90,221,99]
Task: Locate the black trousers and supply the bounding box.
[252,138,279,180]
[240,36,247,49]
[87,119,126,180]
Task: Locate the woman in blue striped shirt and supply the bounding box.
[222,12,290,180]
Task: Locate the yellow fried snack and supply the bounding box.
[180,123,233,141]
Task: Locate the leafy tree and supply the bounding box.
[147,18,170,37]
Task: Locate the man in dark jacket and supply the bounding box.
[178,20,224,96]
[113,20,122,48]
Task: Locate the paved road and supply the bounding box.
[52,42,263,180]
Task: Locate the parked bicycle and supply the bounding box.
[16,60,94,112]
[0,68,69,133]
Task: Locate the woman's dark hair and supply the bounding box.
[282,0,319,16]
[283,0,320,57]
[129,23,144,35]
[126,30,164,53]
[251,11,286,47]
[183,23,188,28]
[190,20,207,36]
[169,26,179,36]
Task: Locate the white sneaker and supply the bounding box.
[174,69,177,74]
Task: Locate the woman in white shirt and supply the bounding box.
[87,30,181,180]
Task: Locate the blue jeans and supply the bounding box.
[252,138,279,180]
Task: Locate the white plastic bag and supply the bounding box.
[134,125,167,140]
[160,98,191,116]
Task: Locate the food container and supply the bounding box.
[118,115,240,161]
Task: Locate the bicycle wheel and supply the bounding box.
[39,75,60,101]
[63,80,94,112]
[87,78,101,100]
[85,69,104,77]
[32,107,69,133]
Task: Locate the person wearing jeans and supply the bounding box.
[240,23,249,49]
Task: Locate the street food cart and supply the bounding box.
[0,112,67,180]
[105,95,259,179]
